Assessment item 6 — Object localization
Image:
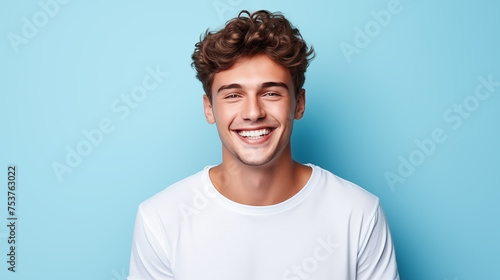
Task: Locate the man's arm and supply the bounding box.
[128,207,174,280]
[356,203,400,280]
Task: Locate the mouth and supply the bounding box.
[236,128,273,140]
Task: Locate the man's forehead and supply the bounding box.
[211,55,293,91]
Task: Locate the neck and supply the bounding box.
[209,146,311,206]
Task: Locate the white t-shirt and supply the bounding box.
[128,164,399,280]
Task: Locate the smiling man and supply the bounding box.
[128,10,399,280]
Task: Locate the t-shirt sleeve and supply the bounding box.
[356,203,400,280]
[127,206,174,280]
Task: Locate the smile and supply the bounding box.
[237,128,272,140]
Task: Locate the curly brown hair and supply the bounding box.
[192,10,315,101]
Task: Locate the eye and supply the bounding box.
[264,92,280,97]
[224,94,241,99]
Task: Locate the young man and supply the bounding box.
[128,10,399,280]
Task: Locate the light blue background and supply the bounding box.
[1,0,499,279]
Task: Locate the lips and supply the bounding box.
[237,128,272,140]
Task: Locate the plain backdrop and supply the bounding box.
[1,0,499,279]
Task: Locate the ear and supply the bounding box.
[203,94,216,124]
[294,89,306,120]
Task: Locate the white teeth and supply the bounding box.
[238,129,271,138]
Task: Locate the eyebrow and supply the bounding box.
[261,82,289,90]
[217,83,242,93]
[217,82,289,93]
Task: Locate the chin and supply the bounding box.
[236,154,276,167]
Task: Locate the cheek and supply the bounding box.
[269,109,295,124]
[213,105,236,124]
[273,104,295,120]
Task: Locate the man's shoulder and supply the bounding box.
[310,164,380,210]
[138,167,210,214]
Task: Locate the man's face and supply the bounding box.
[203,54,305,167]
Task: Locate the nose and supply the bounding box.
[241,95,265,122]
